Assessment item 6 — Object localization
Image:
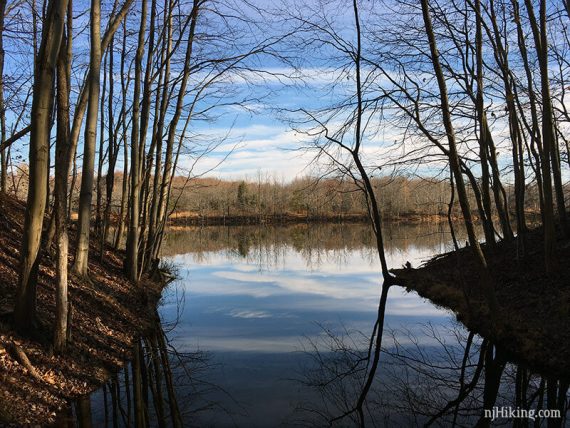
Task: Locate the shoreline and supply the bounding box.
[0,195,168,425]
[165,211,542,228]
[1,194,559,423]
[167,212,452,227]
[392,224,570,381]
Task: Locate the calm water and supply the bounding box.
[159,223,456,426]
[80,223,568,427]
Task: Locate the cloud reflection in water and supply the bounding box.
[158,224,459,426]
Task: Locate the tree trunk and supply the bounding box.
[125,0,147,281]
[114,19,129,250]
[146,0,173,270]
[136,0,157,275]
[154,0,200,263]
[15,0,68,333]
[524,0,560,273]
[421,0,499,321]
[0,0,7,194]
[95,48,108,239]
[101,35,118,258]
[486,0,527,241]
[132,340,146,428]
[66,0,134,190]
[474,0,496,247]
[53,17,72,352]
[72,0,102,277]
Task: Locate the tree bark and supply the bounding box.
[154,0,200,263]
[95,47,108,239]
[53,15,72,352]
[101,35,118,257]
[0,0,7,194]
[125,0,147,281]
[114,19,129,250]
[523,0,560,273]
[420,0,499,320]
[15,0,68,333]
[474,0,496,247]
[73,0,102,277]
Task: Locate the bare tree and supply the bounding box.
[0,0,7,194]
[53,1,73,353]
[14,0,68,332]
[420,0,498,319]
[523,0,566,274]
[72,0,102,278]
[124,0,148,281]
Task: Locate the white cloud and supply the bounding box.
[177,125,316,180]
[229,309,273,319]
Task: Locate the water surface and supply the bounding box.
[81,223,568,427]
[158,223,458,426]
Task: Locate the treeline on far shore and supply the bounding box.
[156,175,546,226]
[7,170,546,227]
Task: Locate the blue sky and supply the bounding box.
[0,0,460,183]
[4,0,558,185]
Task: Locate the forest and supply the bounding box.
[104,175,546,224]
[0,0,568,426]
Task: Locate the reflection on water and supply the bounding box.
[161,223,465,262]
[300,323,569,427]
[78,223,567,427]
[70,312,218,428]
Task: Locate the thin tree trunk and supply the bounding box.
[146,0,173,270]
[477,345,506,427]
[66,0,134,188]
[125,0,147,281]
[157,330,182,428]
[53,7,73,352]
[136,0,157,276]
[147,331,166,428]
[524,0,560,273]
[68,149,77,220]
[486,0,527,241]
[101,35,118,257]
[76,397,93,428]
[95,48,108,238]
[124,366,132,427]
[132,340,146,428]
[110,375,119,428]
[0,0,7,194]
[448,172,459,251]
[421,0,499,321]
[114,19,129,250]
[514,1,544,219]
[474,0,496,247]
[72,0,102,277]
[155,0,200,263]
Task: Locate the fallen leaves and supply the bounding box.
[0,193,164,425]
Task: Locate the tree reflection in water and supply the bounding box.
[90,224,568,427]
[71,309,225,428]
[161,223,471,273]
[297,316,569,427]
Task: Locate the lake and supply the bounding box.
[79,223,567,427]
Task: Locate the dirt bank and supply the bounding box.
[392,225,570,381]
[0,194,164,425]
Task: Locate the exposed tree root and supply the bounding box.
[7,341,43,381]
